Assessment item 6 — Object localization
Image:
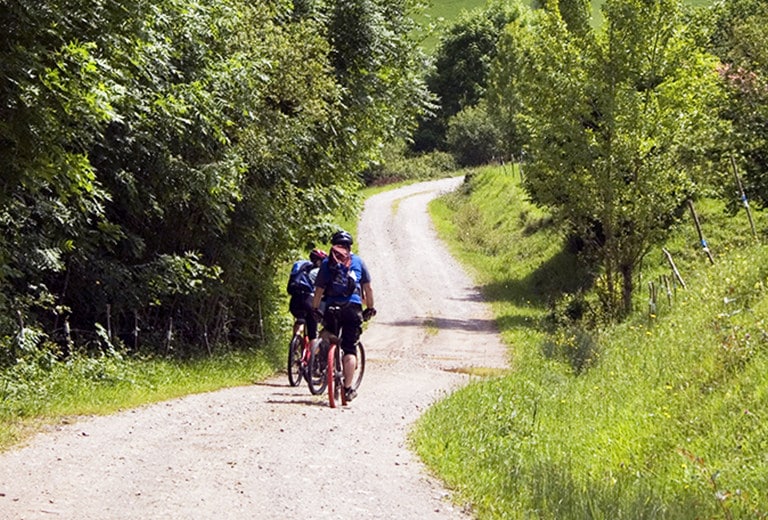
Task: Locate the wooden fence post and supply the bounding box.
[648,281,657,318]
[133,311,139,351]
[663,275,673,306]
[662,248,687,289]
[729,155,758,239]
[687,199,715,265]
[106,304,112,341]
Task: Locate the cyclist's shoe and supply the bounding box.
[344,387,357,402]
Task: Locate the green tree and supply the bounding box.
[325,0,431,166]
[412,0,524,153]
[0,0,430,360]
[0,1,120,348]
[446,101,504,167]
[491,0,725,317]
[704,0,768,210]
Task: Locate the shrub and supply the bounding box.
[446,102,504,167]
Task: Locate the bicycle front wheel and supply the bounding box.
[307,340,327,395]
[327,344,343,408]
[350,341,365,391]
[287,335,303,387]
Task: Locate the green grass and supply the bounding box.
[428,0,489,21]
[418,0,715,51]
[0,346,279,451]
[412,165,768,519]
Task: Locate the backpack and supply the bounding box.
[325,245,358,298]
[287,260,314,296]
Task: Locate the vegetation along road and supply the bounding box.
[0,177,509,519]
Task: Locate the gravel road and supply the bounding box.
[0,177,509,520]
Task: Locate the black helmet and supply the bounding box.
[331,230,353,247]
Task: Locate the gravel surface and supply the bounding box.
[0,177,509,520]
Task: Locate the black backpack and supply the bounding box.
[325,246,358,298]
[287,260,314,296]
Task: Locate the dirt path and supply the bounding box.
[0,177,509,520]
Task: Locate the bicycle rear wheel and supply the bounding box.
[307,340,328,395]
[287,334,303,387]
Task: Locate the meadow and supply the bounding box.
[420,0,715,49]
[413,165,768,518]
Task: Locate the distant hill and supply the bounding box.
[419,0,713,51]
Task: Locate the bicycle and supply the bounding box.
[307,305,366,407]
[287,318,326,394]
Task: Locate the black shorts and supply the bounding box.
[324,302,363,356]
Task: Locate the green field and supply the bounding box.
[420,0,715,49]
[425,0,488,22]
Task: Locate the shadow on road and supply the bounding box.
[265,397,329,407]
[384,316,499,333]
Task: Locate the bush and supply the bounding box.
[446,103,504,167]
[362,140,457,186]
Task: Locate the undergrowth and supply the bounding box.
[414,165,768,519]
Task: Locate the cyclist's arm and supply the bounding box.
[361,282,374,309]
[312,286,325,311]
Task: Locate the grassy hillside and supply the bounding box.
[419,0,714,49]
[413,166,768,518]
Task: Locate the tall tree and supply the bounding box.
[490,0,725,317]
[704,0,768,210]
[412,0,524,152]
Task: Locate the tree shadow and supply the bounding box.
[481,248,595,309]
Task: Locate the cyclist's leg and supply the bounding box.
[302,294,319,339]
[340,304,363,390]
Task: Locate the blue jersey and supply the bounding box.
[315,253,371,306]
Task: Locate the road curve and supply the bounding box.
[0,177,509,520]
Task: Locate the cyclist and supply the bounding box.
[312,230,376,402]
[288,248,327,341]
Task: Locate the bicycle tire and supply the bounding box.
[351,341,365,391]
[287,334,303,387]
[328,344,343,408]
[339,344,348,407]
[307,340,328,395]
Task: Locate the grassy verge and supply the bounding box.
[0,345,280,452]
[413,165,768,518]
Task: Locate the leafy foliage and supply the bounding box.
[412,0,525,152]
[417,165,768,519]
[0,0,428,364]
[446,101,504,167]
[703,0,768,210]
[490,0,727,317]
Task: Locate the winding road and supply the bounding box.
[0,177,509,519]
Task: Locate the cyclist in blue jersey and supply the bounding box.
[311,230,376,402]
[288,248,327,341]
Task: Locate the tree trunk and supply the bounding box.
[620,262,633,317]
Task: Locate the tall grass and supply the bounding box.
[413,165,768,518]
